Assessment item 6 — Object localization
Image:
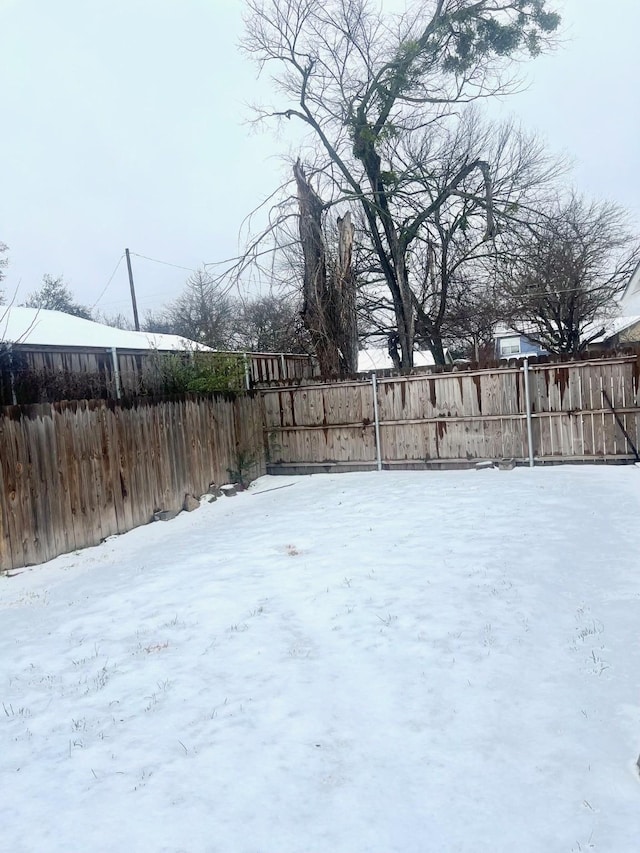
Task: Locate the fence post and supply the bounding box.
[371,372,382,471]
[280,353,286,380]
[8,344,17,405]
[243,353,251,391]
[110,347,122,400]
[522,358,534,467]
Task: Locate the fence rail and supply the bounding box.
[262,355,640,472]
[0,394,265,571]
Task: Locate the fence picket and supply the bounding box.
[0,394,265,572]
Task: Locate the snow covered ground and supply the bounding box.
[1,467,640,853]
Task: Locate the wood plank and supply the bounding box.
[26,409,53,564]
[0,418,13,570]
[2,414,24,567]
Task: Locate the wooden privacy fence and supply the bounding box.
[0,344,318,405]
[3,351,639,572]
[262,354,640,472]
[0,394,265,571]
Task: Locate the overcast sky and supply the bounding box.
[1,0,639,323]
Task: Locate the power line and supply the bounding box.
[90,254,125,310]
[90,250,200,316]
[93,292,176,310]
[130,252,198,273]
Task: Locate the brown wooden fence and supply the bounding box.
[0,345,318,404]
[3,352,639,573]
[0,393,265,571]
[262,354,640,472]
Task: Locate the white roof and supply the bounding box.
[494,322,539,339]
[496,315,640,345]
[357,347,435,371]
[0,306,210,351]
[585,314,640,343]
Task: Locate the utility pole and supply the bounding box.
[125,248,140,331]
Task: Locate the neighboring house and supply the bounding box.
[494,318,640,358]
[491,265,640,358]
[493,324,547,359]
[0,307,215,404]
[0,307,316,404]
[0,306,209,351]
[585,264,640,349]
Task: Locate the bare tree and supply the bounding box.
[442,273,505,360]
[243,0,560,367]
[150,269,235,348]
[500,195,640,354]
[294,161,358,373]
[23,274,92,319]
[356,113,564,363]
[142,310,178,336]
[230,292,309,353]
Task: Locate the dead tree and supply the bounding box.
[334,212,358,373]
[294,161,358,374]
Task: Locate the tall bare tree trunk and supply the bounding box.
[334,212,358,373]
[294,161,358,375]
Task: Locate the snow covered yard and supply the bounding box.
[1,468,640,853]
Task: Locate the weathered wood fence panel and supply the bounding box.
[262,355,640,472]
[3,354,638,570]
[248,353,319,384]
[0,345,318,404]
[0,394,265,571]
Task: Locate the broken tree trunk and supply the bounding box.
[294,160,358,375]
[334,212,358,373]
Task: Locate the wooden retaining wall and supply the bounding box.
[262,355,640,472]
[0,394,265,571]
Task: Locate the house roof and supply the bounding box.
[494,322,539,340]
[357,347,435,371]
[496,314,640,345]
[584,314,640,343]
[0,306,210,351]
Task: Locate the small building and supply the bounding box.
[493,324,547,359]
[494,309,640,359]
[0,306,208,352]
